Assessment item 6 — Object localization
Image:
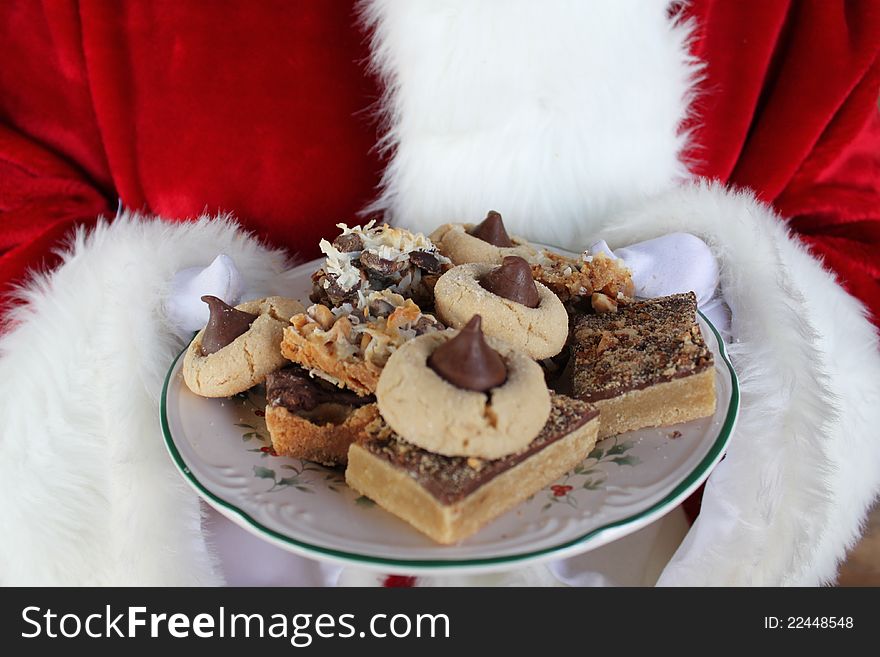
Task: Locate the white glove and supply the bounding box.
[165,254,245,338]
[590,233,719,306]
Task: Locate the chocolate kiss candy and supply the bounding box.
[200,295,258,355]
[428,315,507,392]
[470,210,514,247]
[481,256,540,308]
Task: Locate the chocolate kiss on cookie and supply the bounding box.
[200,295,259,355]
[470,210,514,247]
[480,256,540,308]
[428,316,507,392]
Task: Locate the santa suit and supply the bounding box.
[0,0,878,585]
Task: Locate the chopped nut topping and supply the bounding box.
[289,290,444,372]
[572,292,713,402]
[595,331,619,355]
[361,394,598,504]
[309,303,336,331]
[531,250,634,312]
[591,292,617,314]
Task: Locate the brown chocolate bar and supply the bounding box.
[345,394,599,544]
[264,367,375,466]
[571,292,715,437]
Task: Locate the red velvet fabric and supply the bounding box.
[1,0,878,317]
[683,0,880,320]
[0,0,382,303]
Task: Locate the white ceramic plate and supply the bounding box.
[161,259,739,575]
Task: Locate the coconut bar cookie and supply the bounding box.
[264,366,375,466]
[280,290,444,396]
[571,292,715,438]
[310,221,450,309]
[346,393,599,544]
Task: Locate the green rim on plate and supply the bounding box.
[161,311,738,569]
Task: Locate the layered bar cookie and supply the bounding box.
[264,366,375,466]
[280,290,444,396]
[571,292,715,438]
[311,221,450,308]
[346,394,599,544]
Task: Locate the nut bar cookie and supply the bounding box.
[311,221,451,308]
[571,292,715,438]
[346,394,599,544]
[281,290,444,396]
[532,250,635,313]
[264,366,375,466]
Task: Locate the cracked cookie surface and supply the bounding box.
[434,263,568,359]
[375,330,550,459]
[183,296,304,397]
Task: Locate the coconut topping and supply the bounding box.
[312,221,451,308]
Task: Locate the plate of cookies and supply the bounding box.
[162,213,738,574]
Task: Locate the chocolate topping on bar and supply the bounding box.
[428,316,507,391]
[200,296,258,355]
[470,210,514,247]
[571,292,713,402]
[362,394,597,504]
[480,256,540,308]
[266,367,373,412]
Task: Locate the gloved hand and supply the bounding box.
[165,254,245,338]
[589,233,719,306]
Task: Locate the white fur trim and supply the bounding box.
[0,212,298,585]
[362,0,701,247]
[596,181,880,585]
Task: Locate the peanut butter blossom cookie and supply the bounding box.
[429,211,539,265]
[374,316,550,459]
[434,256,569,360]
[183,295,304,398]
